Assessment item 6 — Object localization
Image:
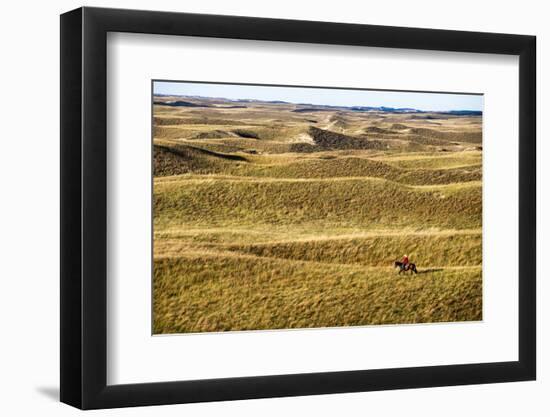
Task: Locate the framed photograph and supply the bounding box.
[60,7,536,409]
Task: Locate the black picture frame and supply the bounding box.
[60,6,536,410]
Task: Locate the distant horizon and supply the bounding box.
[153,81,483,112]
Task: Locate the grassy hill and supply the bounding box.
[152,95,483,334]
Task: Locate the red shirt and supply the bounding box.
[402,256,409,264]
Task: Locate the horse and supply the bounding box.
[394,261,418,274]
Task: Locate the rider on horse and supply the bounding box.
[401,254,409,271]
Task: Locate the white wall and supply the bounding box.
[0,0,546,415]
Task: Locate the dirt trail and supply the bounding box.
[155,173,482,190]
[154,242,482,272]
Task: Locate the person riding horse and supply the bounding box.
[394,256,418,274]
[401,254,409,271]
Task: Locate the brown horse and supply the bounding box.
[394,261,418,274]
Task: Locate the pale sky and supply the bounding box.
[153,81,483,112]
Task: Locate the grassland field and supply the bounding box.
[152,94,482,334]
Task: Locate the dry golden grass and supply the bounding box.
[154,176,481,230]
[152,97,483,333]
[154,254,481,333]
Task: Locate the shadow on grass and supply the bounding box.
[417,268,444,274]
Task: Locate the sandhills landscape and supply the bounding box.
[152,91,483,334]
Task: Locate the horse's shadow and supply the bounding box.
[417,268,444,275]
